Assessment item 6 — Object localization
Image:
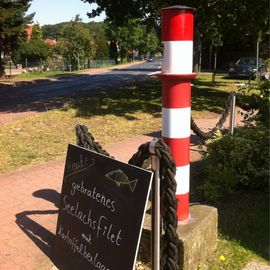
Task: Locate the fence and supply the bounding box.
[19,59,116,73]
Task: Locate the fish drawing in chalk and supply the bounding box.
[105,169,138,192]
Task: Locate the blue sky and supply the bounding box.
[27,0,105,25]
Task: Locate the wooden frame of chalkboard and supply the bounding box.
[53,144,153,270]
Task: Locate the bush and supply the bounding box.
[202,126,269,202]
[238,78,270,128]
[265,58,270,69]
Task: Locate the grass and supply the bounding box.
[0,73,268,269]
[17,70,80,79]
[0,78,162,173]
[0,74,241,174]
[204,190,269,269]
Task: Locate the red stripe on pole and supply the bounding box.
[162,80,191,108]
[176,193,189,221]
[162,8,194,41]
[163,137,190,166]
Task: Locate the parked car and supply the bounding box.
[228,57,267,79]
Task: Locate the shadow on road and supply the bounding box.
[0,71,157,116]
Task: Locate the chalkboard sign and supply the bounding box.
[54,144,153,270]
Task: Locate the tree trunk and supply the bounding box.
[0,64,5,78]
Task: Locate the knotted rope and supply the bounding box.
[129,140,179,270]
[75,124,112,157]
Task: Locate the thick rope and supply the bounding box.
[129,140,179,270]
[76,125,179,270]
[75,124,112,158]
[191,91,236,139]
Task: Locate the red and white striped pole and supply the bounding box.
[159,6,196,222]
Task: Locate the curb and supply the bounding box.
[0,61,145,88]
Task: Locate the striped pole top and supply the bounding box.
[161,6,195,42]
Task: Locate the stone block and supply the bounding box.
[178,204,218,270]
[139,204,218,270]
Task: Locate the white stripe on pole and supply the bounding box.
[162,41,193,74]
[175,164,190,194]
[162,107,191,138]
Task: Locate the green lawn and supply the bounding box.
[17,70,80,79]
[206,190,269,269]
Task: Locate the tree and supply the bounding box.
[138,29,160,58]
[42,21,110,60]
[106,19,159,63]
[0,0,34,76]
[87,22,109,60]
[14,23,52,65]
[57,16,96,69]
[83,0,269,68]
[83,0,146,26]
[41,23,66,40]
[16,40,52,64]
[31,23,42,40]
[83,0,269,39]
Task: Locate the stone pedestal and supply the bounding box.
[139,204,218,270]
[178,204,218,270]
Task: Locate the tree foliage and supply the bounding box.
[16,39,52,64]
[83,0,269,56]
[13,23,52,65]
[41,23,66,40]
[107,19,159,63]
[42,22,109,60]
[0,0,33,75]
[88,22,109,59]
[31,23,42,40]
[56,16,96,69]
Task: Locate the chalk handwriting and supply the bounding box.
[82,233,92,245]
[65,155,95,180]
[70,181,116,213]
[62,195,123,247]
[58,224,110,270]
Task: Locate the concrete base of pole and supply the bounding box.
[140,204,218,270]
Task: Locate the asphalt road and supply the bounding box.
[0,61,161,114]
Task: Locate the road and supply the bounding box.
[0,61,161,114]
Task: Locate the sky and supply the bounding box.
[27,0,105,25]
